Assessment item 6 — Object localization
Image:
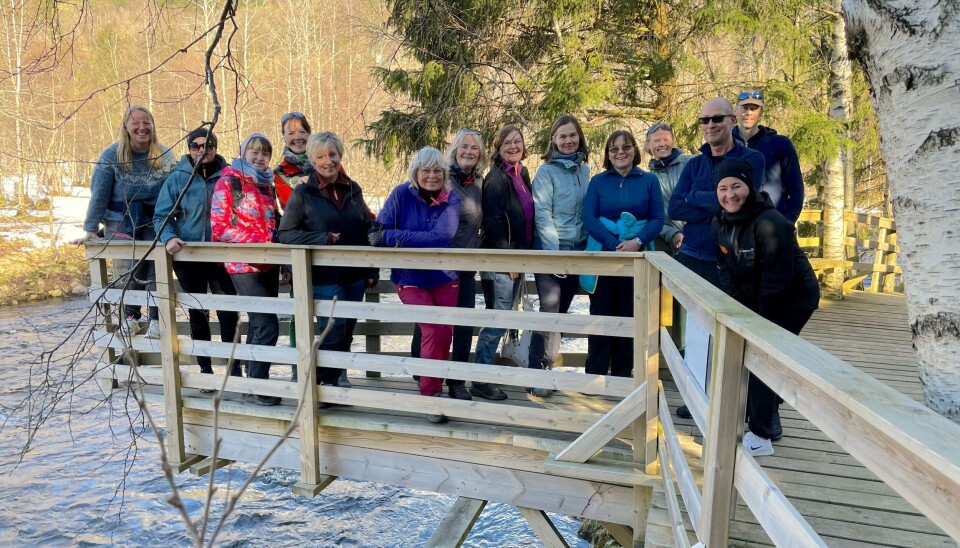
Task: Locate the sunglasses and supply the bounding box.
[608,144,635,154]
[281,111,306,124]
[646,122,673,135]
[698,114,734,125]
[737,91,764,102]
[189,141,215,151]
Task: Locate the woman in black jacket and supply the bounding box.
[711,158,819,457]
[278,132,378,389]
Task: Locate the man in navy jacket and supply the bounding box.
[733,90,804,223]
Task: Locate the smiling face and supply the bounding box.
[608,136,636,173]
[417,163,446,193]
[311,144,341,182]
[244,144,272,170]
[700,99,735,149]
[716,176,752,213]
[456,134,480,172]
[553,122,580,155]
[499,130,525,164]
[646,128,674,160]
[189,137,217,164]
[125,109,154,152]
[283,118,309,154]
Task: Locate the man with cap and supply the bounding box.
[153,127,241,380]
[712,158,819,455]
[733,90,804,223]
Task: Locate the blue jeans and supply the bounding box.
[312,279,366,384]
[473,272,522,365]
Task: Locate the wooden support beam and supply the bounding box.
[634,257,660,547]
[292,475,338,497]
[189,456,233,476]
[425,497,487,548]
[544,453,656,487]
[657,385,702,537]
[155,247,188,467]
[363,290,381,378]
[171,454,205,473]
[89,258,118,392]
[553,381,647,463]
[658,327,708,434]
[600,522,634,548]
[517,507,569,548]
[658,438,692,548]
[698,325,746,547]
[291,248,321,487]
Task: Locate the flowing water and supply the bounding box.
[0,298,590,547]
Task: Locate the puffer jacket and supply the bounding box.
[532,157,590,250]
[210,165,281,274]
[154,154,228,244]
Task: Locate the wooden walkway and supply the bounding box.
[647,291,956,547]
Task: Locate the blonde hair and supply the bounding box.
[306,131,345,162]
[408,147,450,190]
[116,105,164,172]
[445,128,488,174]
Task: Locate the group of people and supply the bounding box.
[77,90,818,454]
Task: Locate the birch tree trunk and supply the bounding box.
[844,0,960,422]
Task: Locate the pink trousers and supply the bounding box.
[397,279,459,395]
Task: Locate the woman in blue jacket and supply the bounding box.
[582,130,664,377]
[153,128,239,378]
[370,147,461,423]
[528,115,590,397]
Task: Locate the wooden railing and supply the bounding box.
[83,242,959,547]
[797,209,902,293]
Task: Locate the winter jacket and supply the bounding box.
[668,142,765,262]
[734,125,804,222]
[532,158,590,250]
[273,159,305,210]
[480,161,532,250]
[376,182,462,288]
[449,166,484,250]
[583,167,664,251]
[210,165,281,274]
[648,148,693,249]
[153,154,228,244]
[83,142,176,234]
[277,171,378,286]
[712,193,819,317]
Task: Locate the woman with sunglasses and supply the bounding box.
[526,115,591,397]
[273,111,313,210]
[582,130,663,377]
[152,128,240,382]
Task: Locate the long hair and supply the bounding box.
[541,114,589,162]
[445,128,488,175]
[490,124,526,165]
[116,105,164,172]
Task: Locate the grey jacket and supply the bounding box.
[532,158,590,250]
[649,149,693,248]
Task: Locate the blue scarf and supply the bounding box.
[231,158,275,187]
[649,148,682,170]
[551,151,584,164]
[450,162,477,185]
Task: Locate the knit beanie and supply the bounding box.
[714,158,754,189]
[239,132,270,157]
[187,127,217,148]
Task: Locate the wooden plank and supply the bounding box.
[658,438,693,548]
[844,210,896,230]
[291,475,337,497]
[89,258,119,392]
[543,453,656,487]
[154,247,190,466]
[845,236,898,253]
[291,248,321,488]
[733,447,826,547]
[698,325,745,547]
[659,328,707,433]
[189,456,233,476]
[797,209,823,222]
[600,522,635,548]
[517,506,570,548]
[554,381,647,463]
[638,258,660,473]
[657,386,702,537]
[425,497,487,548]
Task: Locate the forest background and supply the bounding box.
[0,0,885,303]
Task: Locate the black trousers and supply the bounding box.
[747,305,816,439]
[229,270,280,380]
[173,261,240,375]
[585,275,635,377]
[528,273,578,369]
[410,271,476,387]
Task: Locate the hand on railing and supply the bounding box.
[71,231,100,245]
[165,237,185,255]
[368,222,385,247]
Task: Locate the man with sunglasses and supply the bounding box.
[733,91,804,223]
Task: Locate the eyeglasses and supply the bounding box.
[281,111,306,124]
[698,114,734,125]
[609,144,635,154]
[189,141,215,151]
[646,123,673,135]
[737,91,764,102]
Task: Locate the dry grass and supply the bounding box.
[0,241,89,305]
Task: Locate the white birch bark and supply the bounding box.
[844,0,960,422]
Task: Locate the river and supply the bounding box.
[0,298,590,547]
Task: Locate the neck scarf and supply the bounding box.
[231,158,274,187]
[282,147,316,176]
[551,150,584,164]
[650,148,682,170]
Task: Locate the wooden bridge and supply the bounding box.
[85,241,959,547]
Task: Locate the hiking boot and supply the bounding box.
[469,382,507,401]
[337,371,353,388]
[771,409,783,441]
[448,384,473,401]
[527,387,554,398]
[742,431,774,457]
[427,393,449,424]
[144,320,161,339]
[676,405,692,419]
[243,393,281,407]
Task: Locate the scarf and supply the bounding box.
[551,150,584,164]
[231,158,275,187]
[450,162,476,186]
[499,157,533,246]
[282,147,316,176]
[649,148,682,170]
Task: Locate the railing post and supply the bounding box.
[700,324,746,546]
[89,256,119,391]
[883,231,898,293]
[364,286,382,378]
[291,248,322,495]
[870,223,889,292]
[154,247,189,467]
[633,257,660,546]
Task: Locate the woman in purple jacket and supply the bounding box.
[370,147,462,423]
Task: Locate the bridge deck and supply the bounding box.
[646,291,955,547]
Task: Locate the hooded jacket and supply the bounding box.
[668,142,765,262]
[376,182,462,288]
[648,148,693,248]
[277,171,378,286]
[154,154,228,244]
[712,192,819,317]
[733,125,803,223]
[532,157,590,250]
[480,160,532,250]
[583,166,664,251]
[210,165,281,274]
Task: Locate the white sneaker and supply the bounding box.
[144,320,161,339]
[742,431,774,457]
[123,317,144,335]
